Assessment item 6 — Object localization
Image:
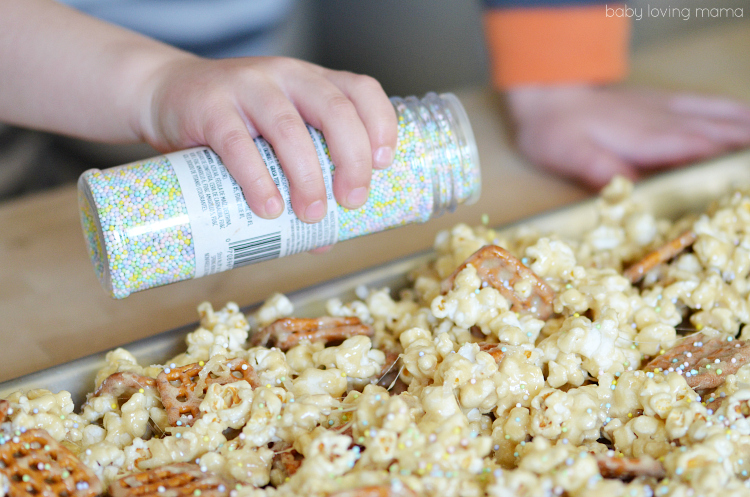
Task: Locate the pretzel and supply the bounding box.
[624,230,697,284]
[375,349,402,390]
[441,245,554,320]
[706,395,750,416]
[270,442,303,481]
[644,333,750,389]
[92,371,158,401]
[0,399,10,423]
[328,485,417,497]
[110,463,230,497]
[0,428,102,497]
[156,359,259,426]
[251,317,373,351]
[476,342,507,364]
[596,453,665,480]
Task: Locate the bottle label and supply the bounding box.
[169,126,338,278]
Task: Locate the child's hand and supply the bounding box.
[139,56,398,222]
[506,85,750,188]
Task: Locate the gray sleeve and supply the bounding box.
[57,0,297,58]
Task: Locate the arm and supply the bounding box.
[482,1,750,188]
[0,0,398,221]
[0,0,174,142]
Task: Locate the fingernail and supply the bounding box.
[305,200,326,222]
[347,187,369,208]
[373,146,394,169]
[265,196,283,217]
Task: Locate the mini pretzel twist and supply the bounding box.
[0,428,102,497]
[110,463,230,497]
[156,359,259,427]
[251,317,373,351]
[441,245,555,320]
[92,371,158,401]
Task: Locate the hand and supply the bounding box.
[506,85,750,189]
[0,2,397,221]
[138,56,398,222]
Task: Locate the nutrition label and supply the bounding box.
[169,127,338,278]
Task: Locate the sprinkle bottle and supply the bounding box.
[78,92,481,298]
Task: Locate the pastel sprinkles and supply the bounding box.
[78,157,195,298]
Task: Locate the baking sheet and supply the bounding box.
[2,149,750,406]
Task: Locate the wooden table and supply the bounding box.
[1,20,748,382]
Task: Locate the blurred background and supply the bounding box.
[0,0,747,201]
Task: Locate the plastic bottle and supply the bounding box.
[78,92,481,298]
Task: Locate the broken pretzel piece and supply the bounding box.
[705,396,725,413]
[441,245,554,320]
[270,442,303,481]
[644,333,750,390]
[252,317,373,351]
[476,342,506,364]
[111,462,230,497]
[0,428,102,497]
[92,371,158,402]
[596,453,666,480]
[0,400,10,424]
[624,230,697,284]
[706,396,750,416]
[375,349,403,391]
[157,358,258,427]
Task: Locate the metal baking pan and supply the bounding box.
[2,149,750,407]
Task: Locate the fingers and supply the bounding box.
[234,61,395,220]
[240,81,328,223]
[680,117,750,149]
[667,93,750,160]
[620,120,750,168]
[308,245,333,254]
[669,94,750,123]
[622,129,725,167]
[516,125,637,190]
[285,73,373,210]
[202,109,284,219]
[156,58,395,222]
[325,71,399,170]
[286,68,397,209]
[509,85,750,192]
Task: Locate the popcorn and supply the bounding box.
[253,293,294,328]
[9,180,750,496]
[313,336,386,380]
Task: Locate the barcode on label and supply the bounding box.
[229,232,282,268]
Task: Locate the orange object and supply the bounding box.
[483,4,630,88]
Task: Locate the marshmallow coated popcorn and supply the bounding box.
[6,179,750,497]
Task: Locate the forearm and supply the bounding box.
[0,0,192,142]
